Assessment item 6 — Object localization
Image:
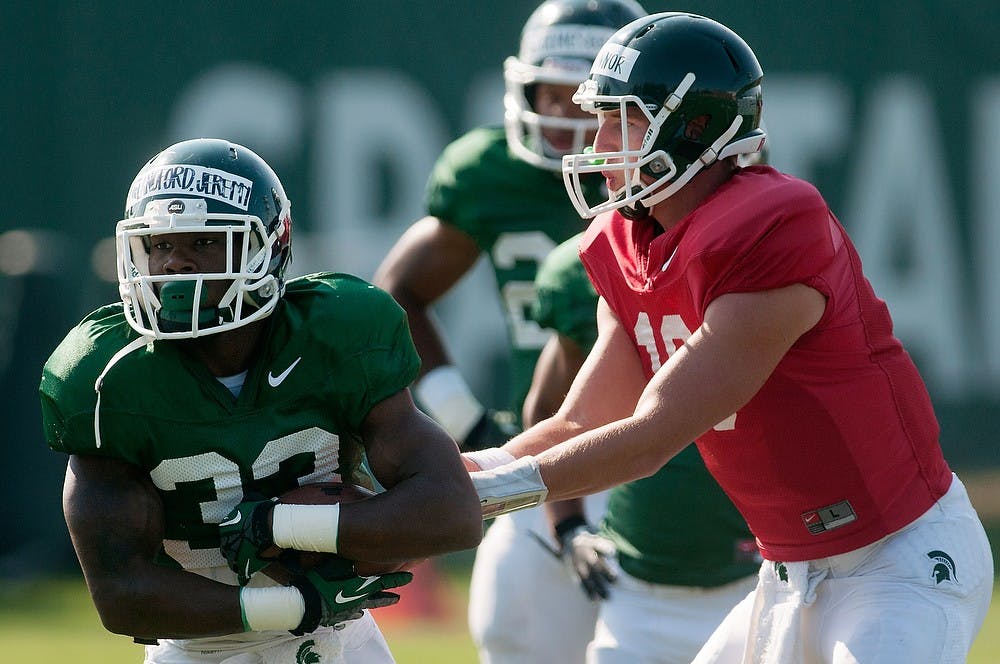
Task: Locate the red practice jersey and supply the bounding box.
[579,165,952,562]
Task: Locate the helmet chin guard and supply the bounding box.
[116,139,292,340]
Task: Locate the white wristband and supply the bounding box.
[414,365,485,442]
[464,447,517,471]
[271,503,341,553]
[471,455,548,520]
[239,586,305,632]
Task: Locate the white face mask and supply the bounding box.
[503,56,600,172]
[117,197,281,340]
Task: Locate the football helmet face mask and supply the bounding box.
[116,138,292,339]
[562,12,766,219]
[504,0,647,171]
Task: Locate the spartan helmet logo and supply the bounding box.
[926,550,958,584]
[296,640,320,664]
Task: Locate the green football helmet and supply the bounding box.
[116,138,292,339]
[562,12,766,218]
[504,0,647,171]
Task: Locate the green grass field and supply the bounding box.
[1,573,998,663]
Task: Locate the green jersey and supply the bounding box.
[426,126,600,415]
[532,234,599,353]
[533,235,759,587]
[40,273,419,579]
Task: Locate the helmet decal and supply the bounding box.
[520,25,615,64]
[127,164,254,212]
[590,42,639,82]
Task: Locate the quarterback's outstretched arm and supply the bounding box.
[478,284,825,504]
[466,297,643,512]
[522,332,591,528]
[502,297,645,461]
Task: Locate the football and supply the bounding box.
[279,479,378,506]
[264,480,412,579]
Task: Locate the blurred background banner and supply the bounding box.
[2,0,998,576]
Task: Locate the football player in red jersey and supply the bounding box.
[465,12,994,663]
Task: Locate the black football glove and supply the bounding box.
[462,409,521,451]
[219,497,279,585]
[555,515,618,601]
[289,557,413,635]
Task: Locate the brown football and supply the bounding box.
[279,480,378,506]
[264,480,413,580]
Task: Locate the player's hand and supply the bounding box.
[219,497,281,585]
[289,557,413,635]
[462,409,521,451]
[556,515,617,601]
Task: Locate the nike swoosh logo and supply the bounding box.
[267,356,302,387]
[219,511,242,527]
[661,247,678,272]
[335,576,381,604]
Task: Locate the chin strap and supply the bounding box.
[639,115,746,211]
[93,336,152,448]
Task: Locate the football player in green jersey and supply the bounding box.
[373,2,647,662]
[39,138,482,664]
[528,234,759,663]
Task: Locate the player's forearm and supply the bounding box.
[398,304,452,375]
[535,413,685,502]
[337,472,483,562]
[501,413,584,458]
[88,565,245,638]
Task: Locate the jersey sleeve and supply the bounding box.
[302,274,422,432]
[691,179,840,312]
[532,234,599,353]
[39,304,139,458]
[348,288,421,419]
[424,127,506,241]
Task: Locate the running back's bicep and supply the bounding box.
[63,455,164,580]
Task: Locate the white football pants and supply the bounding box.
[587,567,756,664]
[692,474,994,664]
[143,611,394,663]
[468,492,609,664]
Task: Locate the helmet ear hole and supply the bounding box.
[684,115,711,141]
[648,157,669,174]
